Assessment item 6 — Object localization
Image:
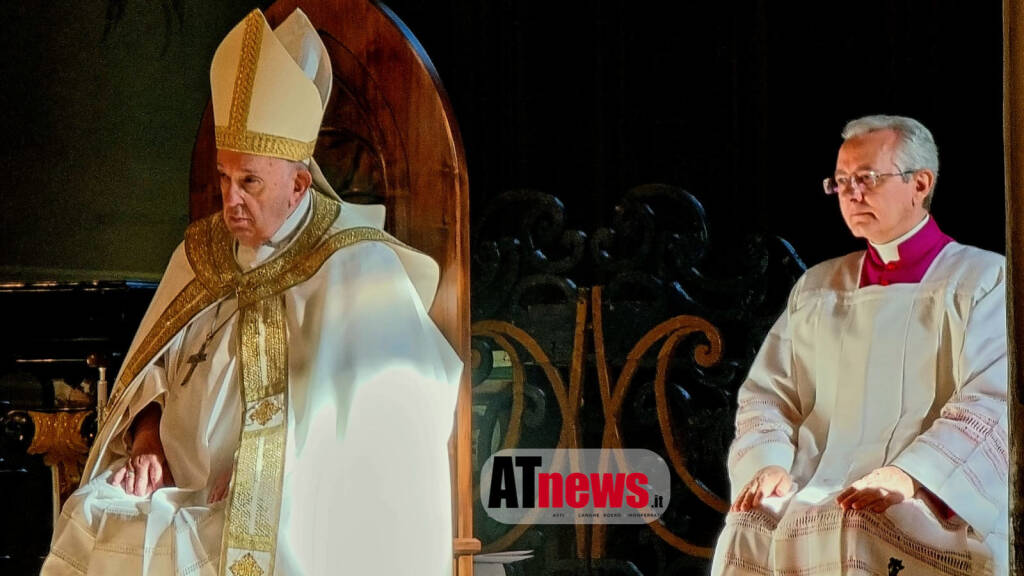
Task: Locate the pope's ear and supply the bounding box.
[294,167,313,195]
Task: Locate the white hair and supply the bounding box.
[841,114,939,208]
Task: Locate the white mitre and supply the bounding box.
[210,8,345,202]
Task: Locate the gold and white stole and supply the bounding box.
[220,292,289,576]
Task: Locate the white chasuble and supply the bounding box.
[42,190,462,576]
[711,243,1007,576]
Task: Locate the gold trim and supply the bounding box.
[232,192,338,301]
[249,398,283,427]
[238,226,404,308]
[239,295,288,401]
[215,128,317,163]
[227,12,262,138]
[222,294,289,572]
[194,192,417,308]
[228,552,265,576]
[190,191,420,308]
[26,410,92,466]
[185,212,235,292]
[25,410,92,512]
[193,190,335,297]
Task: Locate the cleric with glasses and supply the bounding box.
[712,115,1008,575]
[823,168,916,196]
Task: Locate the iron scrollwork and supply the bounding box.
[471,184,805,574]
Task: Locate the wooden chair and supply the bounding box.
[188,1,476,572]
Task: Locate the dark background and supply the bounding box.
[0,1,1004,280]
[398,0,1005,265]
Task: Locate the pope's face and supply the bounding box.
[834,129,931,244]
[217,150,309,248]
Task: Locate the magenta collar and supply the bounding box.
[859,217,953,287]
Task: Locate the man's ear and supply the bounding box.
[293,168,313,202]
[913,169,934,204]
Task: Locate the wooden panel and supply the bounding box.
[1003,1,1023,572]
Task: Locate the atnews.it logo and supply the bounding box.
[481,449,671,524]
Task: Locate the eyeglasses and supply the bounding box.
[822,169,915,195]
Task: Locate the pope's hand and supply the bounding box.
[731,465,792,512]
[836,466,917,513]
[110,450,173,497]
[208,470,233,504]
[109,402,173,497]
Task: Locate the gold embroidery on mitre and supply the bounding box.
[249,398,283,426]
[215,127,316,163]
[229,553,264,576]
[227,11,262,137]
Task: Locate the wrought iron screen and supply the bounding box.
[470,185,806,575]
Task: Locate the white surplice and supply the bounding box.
[42,191,463,575]
[711,242,1007,576]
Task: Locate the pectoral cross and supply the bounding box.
[180,348,208,387]
[179,298,232,387]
